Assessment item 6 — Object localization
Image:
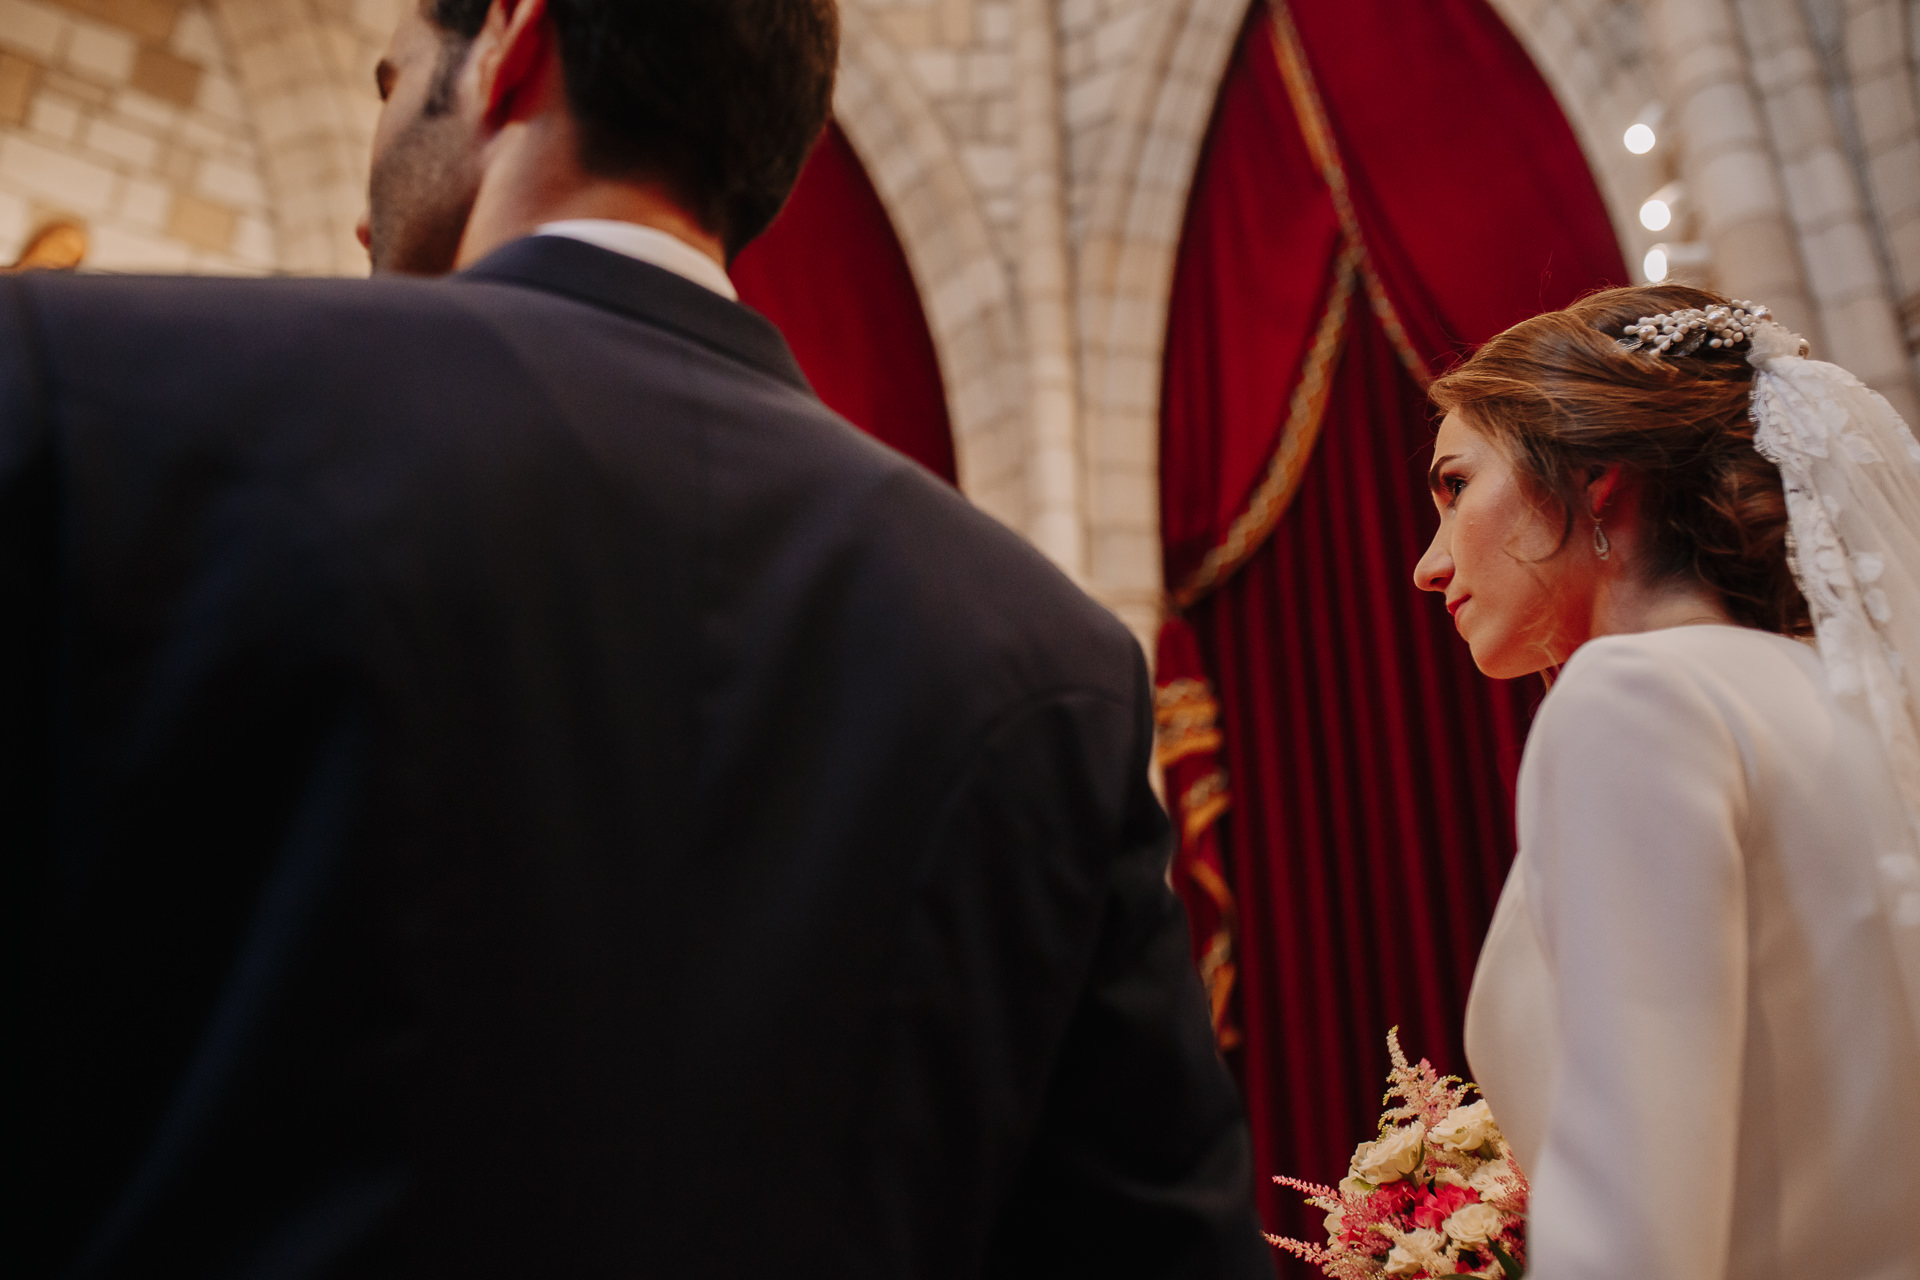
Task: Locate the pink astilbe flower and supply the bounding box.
[1380,1028,1471,1131]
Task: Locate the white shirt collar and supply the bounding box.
[533,219,738,301]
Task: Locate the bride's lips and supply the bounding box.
[1447,597,1469,621]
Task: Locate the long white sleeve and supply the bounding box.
[1517,637,1749,1280]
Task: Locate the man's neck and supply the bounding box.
[454,114,724,271]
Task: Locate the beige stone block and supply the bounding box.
[1086,466,1155,526]
[48,0,178,42]
[25,90,78,140]
[964,49,1010,93]
[0,0,67,63]
[85,114,157,165]
[128,41,199,105]
[88,221,191,269]
[232,211,274,264]
[114,172,165,224]
[0,50,38,124]
[0,186,30,252]
[0,132,114,210]
[194,67,241,120]
[1801,220,1885,299]
[1088,527,1162,593]
[960,141,1014,190]
[1819,292,1911,379]
[937,0,972,44]
[168,4,216,63]
[1844,1,1907,76]
[175,114,232,152]
[1062,32,1092,77]
[40,66,107,104]
[909,46,958,95]
[1779,149,1859,226]
[1853,73,1917,149]
[155,140,192,182]
[877,7,935,48]
[111,83,173,128]
[1696,146,1783,227]
[321,23,358,79]
[1086,406,1155,468]
[64,19,134,82]
[1091,6,1145,65]
[196,153,263,206]
[977,0,1011,42]
[165,187,231,250]
[351,0,402,38]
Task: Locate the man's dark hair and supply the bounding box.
[426,0,839,257]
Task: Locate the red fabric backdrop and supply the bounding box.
[733,122,958,484]
[1158,0,1625,1259]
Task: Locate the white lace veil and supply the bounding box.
[1746,322,1920,1032]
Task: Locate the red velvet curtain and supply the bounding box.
[1157,1,1625,1259]
[733,123,958,485]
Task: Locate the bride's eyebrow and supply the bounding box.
[1427,454,1460,495]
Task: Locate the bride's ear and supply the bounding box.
[1583,463,1625,520]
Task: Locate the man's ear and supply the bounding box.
[470,0,551,130]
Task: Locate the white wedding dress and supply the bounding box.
[1465,623,1920,1280]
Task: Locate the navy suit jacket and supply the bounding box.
[1,237,1271,1279]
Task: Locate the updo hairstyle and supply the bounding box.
[1428,283,1810,636]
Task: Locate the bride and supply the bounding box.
[1413,284,1920,1278]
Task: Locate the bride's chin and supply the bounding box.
[1464,635,1540,683]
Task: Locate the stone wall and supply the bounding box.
[4,0,1918,647]
[0,0,275,271]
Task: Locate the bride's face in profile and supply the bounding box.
[1414,413,1600,679]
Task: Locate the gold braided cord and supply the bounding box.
[1172,242,1360,610]
[1154,677,1227,768]
[1265,1,1428,388]
[1185,854,1242,1049]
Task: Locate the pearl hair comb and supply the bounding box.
[1618,301,1770,357]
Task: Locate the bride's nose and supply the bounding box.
[1414,529,1452,594]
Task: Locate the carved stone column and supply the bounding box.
[1647,0,1823,342]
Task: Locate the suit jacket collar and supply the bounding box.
[457,234,811,394]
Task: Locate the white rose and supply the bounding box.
[1385,1228,1451,1276]
[1429,1100,1498,1152]
[1467,1159,1514,1198]
[1323,1208,1346,1238]
[1352,1121,1426,1184]
[1442,1202,1505,1247]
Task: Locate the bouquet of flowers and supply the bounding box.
[1268,1029,1528,1278]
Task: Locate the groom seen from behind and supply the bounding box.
[1,0,1272,1276]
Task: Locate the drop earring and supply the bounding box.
[1593,521,1611,560]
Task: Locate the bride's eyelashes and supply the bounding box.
[1442,473,1468,504]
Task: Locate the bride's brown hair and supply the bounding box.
[1428,283,1811,636]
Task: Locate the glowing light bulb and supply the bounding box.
[1624,123,1657,154]
[1644,247,1669,282]
[1639,198,1672,231]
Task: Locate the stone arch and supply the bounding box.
[834,7,1030,535]
[204,0,400,276]
[1071,0,1253,641]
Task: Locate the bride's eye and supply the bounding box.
[1443,475,1467,501]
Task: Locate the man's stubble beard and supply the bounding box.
[366,104,482,276]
